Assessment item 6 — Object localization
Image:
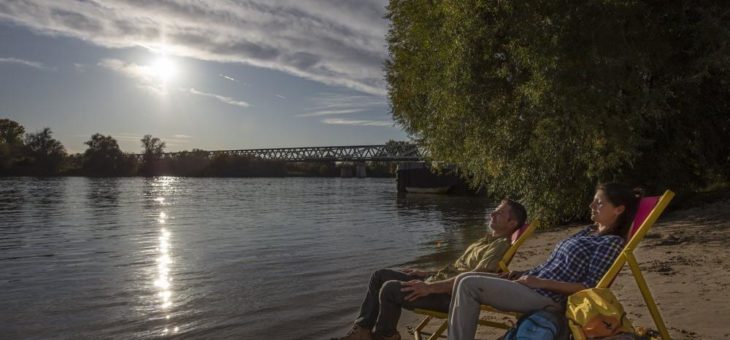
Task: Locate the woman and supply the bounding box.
[447,182,641,340]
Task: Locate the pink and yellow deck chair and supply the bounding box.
[412,220,539,340]
[412,190,675,340]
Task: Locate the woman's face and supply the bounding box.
[589,189,625,228]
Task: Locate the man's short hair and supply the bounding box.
[501,198,527,230]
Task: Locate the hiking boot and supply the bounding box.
[335,324,373,340]
[373,331,401,340]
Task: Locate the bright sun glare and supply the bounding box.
[151,56,177,83]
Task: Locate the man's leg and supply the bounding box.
[354,269,418,329]
[447,273,560,340]
[374,280,452,337]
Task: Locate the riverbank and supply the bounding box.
[398,197,730,340]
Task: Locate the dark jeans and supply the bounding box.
[354,268,452,336]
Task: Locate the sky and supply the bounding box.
[0,0,409,153]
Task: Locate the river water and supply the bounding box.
[0,177,494,339]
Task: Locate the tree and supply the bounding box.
[386,1,730,225]
[0,118,27,174]
[139,134,166,176]
[24,127,67,175]
[0,118,25,145]
[82,133,131,176]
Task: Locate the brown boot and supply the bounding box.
[373,331,401,340]
[336,324,373,340]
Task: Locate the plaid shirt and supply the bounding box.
[526,226,624,305]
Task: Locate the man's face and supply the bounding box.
[488,202,515,237]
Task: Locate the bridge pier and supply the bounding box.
[338,162,367,178]
[355,162,366,178]
[339,166,353,177]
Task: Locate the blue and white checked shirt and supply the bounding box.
[526,226,624,305]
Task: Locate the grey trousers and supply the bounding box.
[447,272,560,340]
[354,269,452,336]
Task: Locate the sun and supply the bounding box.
[151,56,177,83]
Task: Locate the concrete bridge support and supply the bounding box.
[355,162,367,178]
[339,166,353,177]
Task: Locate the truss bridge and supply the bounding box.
[159,144,424,162]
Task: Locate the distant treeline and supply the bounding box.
[0,118,396,178]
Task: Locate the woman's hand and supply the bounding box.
[514,275,545,289]
[401,268,431,278]
[400,280,433,301]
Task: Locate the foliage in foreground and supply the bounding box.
[386,0,730,225]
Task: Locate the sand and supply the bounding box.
[397,198,730,339]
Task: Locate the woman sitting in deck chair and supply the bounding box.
[447,182,642,340]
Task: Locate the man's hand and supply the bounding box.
[400,280,433,301]
[514,275,545,289]
[401,268,431,278]
[498,271,524,280]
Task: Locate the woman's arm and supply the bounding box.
[514,275,586,295]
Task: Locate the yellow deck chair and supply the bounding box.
[594,189,675,339]
[413,190,674,340]
[412,221,539,340]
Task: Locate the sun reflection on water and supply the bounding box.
[155,208,176,334]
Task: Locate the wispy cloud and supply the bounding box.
[98,58,164,93]
[322,118,393,127]
[298,108,366,117]
[219,74,238,82]
[275,94,287,100]
[0,57,49,70]
[0,0,389,95]
[188,88,250,108]
[298,92,386,117]
[172,134,192,139]
[73,63,86,72]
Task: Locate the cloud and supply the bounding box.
[73,63,86,72]
[172,134,192,139]
[275,94,287,100]
[298,108,366,117]
[0,0,390,96]
[297,92,386,117]
[322,118,393,127]
[188,88,250,108]
[0,57,49,69]
[219,74,238,82]
[98,58,165,93]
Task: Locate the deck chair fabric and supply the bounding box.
[412,221,538,340]
[413,190,674,340]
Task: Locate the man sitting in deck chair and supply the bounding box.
[335,198,527,340]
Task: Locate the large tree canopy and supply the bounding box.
[386,0,730,224]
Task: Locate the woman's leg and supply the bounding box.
[447,273,559,340]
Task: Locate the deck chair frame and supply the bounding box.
[595,189,674,339]
[412,221,539,340]
[412,190,674,340]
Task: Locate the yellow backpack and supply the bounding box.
[566,288,635,340]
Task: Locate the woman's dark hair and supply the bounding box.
[596,182,644,239]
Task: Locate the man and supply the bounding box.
[336,198,528,340]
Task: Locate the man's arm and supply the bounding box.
[400,268,433,278]
[400,277,456,301]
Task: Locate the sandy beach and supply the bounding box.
[397,197,730,340]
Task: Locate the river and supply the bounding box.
[0,177,494,339]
